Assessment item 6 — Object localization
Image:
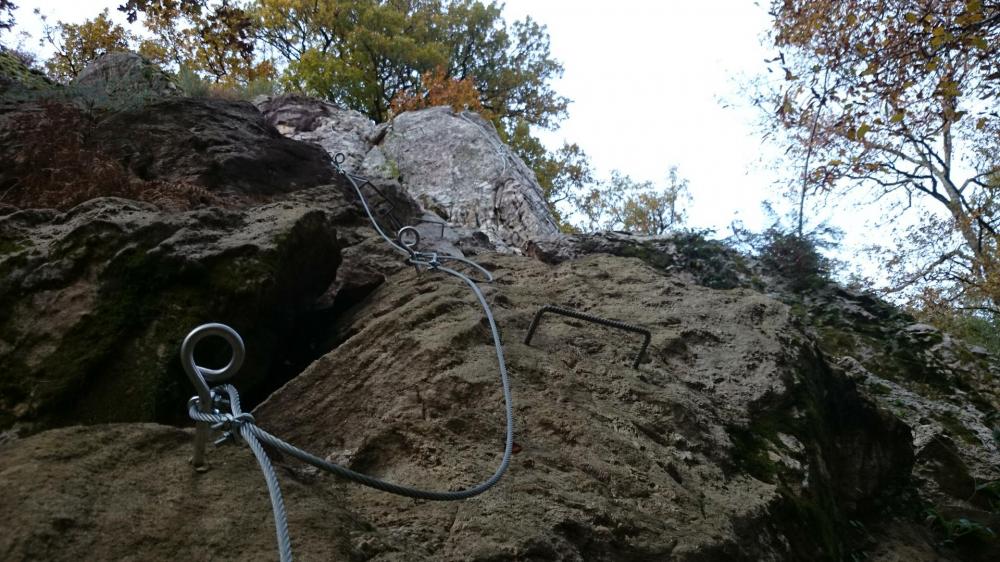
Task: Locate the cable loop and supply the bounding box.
[179,156,516,562]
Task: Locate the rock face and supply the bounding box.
[2,252,927,560]
[1,60,998,561]
[256,97,559,250]
[71,52,181,108]
[0,424,377,561]
[0,190,348,432]
[94,98,336,195]
[803,285,1000,561]
[0,95,336,208]
[362,107,559,248]
[257,94,377,172]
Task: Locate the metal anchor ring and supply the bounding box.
[397,226,421,250]
[181,323,246,469]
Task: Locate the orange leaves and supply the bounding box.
[389,67,488,118]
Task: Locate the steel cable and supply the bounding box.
[182,156,515,561]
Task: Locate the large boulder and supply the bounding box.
[362,107,559,248]
[0,97,337,209]
[93,97,336,196]
[248,253,913,560]
[255,96,559,250]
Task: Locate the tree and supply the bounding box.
[42,9,134,81]
[119,0,264,85]
[765,0,1000,312]
[501,117,592,227]
[572,168,691,235]
[388,65,486,115]
[252,0,568,128]
[0,0,15,34]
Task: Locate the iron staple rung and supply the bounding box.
[523,304,651,369]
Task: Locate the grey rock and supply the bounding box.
[71,52,180,108]
[255,94,376,171]
[363,107,559,248]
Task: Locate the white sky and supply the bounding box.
[9,1,882,252]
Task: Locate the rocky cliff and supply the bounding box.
[0,53,997,561]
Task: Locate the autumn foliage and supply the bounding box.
[765,0,1000,313]
[389,67,488,117]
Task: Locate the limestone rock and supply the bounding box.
[71,52,180,108]
[363,107,559,248]
[248,254,913,560]
[256,94,377,171]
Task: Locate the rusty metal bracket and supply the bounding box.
[523,304,651,368]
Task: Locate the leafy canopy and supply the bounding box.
[572,167,691,236]
[42,9,133,81]
[765,0,1000,312]
[252,0,568,127]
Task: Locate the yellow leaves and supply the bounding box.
[968,35,989,50]
[929,26,955,48]
[890,111,905,123]
[938,79,961,98]
[389,67,488,118]
[976,117,988,130]
[856,123,871,140]
[904,12,918,24]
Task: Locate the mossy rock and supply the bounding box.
[0,196,344,433]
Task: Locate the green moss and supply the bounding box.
[0,50,55,91]
[935,411,981,445]
[728,376,843,559]
[0,238,26,255]
[866,381,892,396]
[816,326,857,356]
[620,233,748,290]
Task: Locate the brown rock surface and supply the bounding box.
[0,424,379,561]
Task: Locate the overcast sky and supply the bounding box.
[9,1,847,240]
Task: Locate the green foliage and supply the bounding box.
[910,296,1000,356]
[173,62,278,99]
[763,0,1000,313]
[925,508,997,547]
[0,0,15,35]
[501,118,592,227]
[41,9,133,82]
[571,167,691,235]
[731,220,840,293]
[120,0,263,86]
[254,0,567,128]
